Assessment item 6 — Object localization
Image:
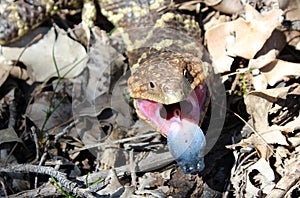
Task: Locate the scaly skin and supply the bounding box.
[0,0,83,45]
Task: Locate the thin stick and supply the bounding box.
[71,132,158,153]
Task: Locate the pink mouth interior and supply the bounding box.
[136,84,207,136]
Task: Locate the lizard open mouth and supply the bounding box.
[134,84,208,136]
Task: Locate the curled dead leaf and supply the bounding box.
[2,27,87,82]
[260,60,300,86]
[206,4,283,72]
[211,0,243,14]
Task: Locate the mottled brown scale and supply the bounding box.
[0,0,82,45]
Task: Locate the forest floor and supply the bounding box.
[0,0,299,197]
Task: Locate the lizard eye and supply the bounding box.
[183,69,194,84]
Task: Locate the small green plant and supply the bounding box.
[40,39,87,132]
[108,27,116,36]
[85,172,102,188]
[241,69,254,96]
[241,72,248,96]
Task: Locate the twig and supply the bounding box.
[7,182,63,198]
[30,127,40,163]
[54,119,77,141]
[71,132,158,153]
[14,34,42,66]
[0,180,8,198]
[0,164,95,198]
[4,142,17,165]
[129,150,137,188]
[95,128,103,171]
[7,91,17,128]
[35,138,51,189]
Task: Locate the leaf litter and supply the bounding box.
[0,0,299,197]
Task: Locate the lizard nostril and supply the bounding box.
[149,81,155,89]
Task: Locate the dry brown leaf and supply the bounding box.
[267,156,300,197]
[244,92,272,131]
[2,27,87,82]
[99,126,123,170]
[260,129,289,146]
[254,29,286,58]
[0,63,34,87]
[251,86,292,99]
[243,85,298,159]
[135,171,170,196]
[226,5,282,58]
[249,49,278,69]
[26,91,72,131]
[203,0,222,6]
[289,136,300,147]
[0,128,22,145]
[71,27,129,162]
[96,170,123,195]
[0,64,10,87]
[210,0,243,14]
[245,158,275,196]
[260,59,300,86]
[285,0,300,21]
[269,114,300,134]
[251,136,273,159]
[205,4,283,72]
[245,86,291,125]
[278,0,292,10]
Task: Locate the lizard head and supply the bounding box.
[127,54,209,174]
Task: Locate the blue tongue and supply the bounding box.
[167,119,206,174]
